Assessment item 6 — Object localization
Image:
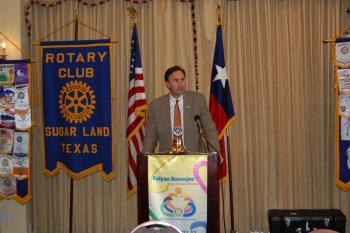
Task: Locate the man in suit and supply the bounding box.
[142,66,219,153]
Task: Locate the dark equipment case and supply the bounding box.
[268,209,346,233]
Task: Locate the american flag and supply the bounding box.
[127,25,147,196]
[209,25,236,181]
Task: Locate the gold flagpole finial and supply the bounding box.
[127,5,137,25]
[74,0,80,39]
[216,4,222,26]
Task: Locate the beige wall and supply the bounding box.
[0,1,30,233]
[0,0,25,59]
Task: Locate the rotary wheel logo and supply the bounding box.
[59,80,96,123]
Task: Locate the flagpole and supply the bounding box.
[226,131,236,233]
[69,1,80,233]
[74,0,79,40]
[216,4,236,232]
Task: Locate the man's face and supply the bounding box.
[166,70,186,99]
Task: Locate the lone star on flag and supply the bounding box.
[213,64,228,88]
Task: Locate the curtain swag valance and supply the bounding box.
[24,0,196,37]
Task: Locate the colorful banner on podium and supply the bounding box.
[148,155,208,233]
[41,40,114,181]
[0,60,32,204]
[335,37,350,191]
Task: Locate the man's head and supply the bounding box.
[164,66,186,99]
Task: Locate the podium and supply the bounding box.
[137,152,220,233]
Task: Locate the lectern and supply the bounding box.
[137,152,220,233]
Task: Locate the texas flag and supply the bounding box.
[209,25,236,181]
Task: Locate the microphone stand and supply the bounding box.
[198,125,209,153]
[194,116,218,155]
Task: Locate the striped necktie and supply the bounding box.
[173,99,182,138]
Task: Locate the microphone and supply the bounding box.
[194,115,202,133]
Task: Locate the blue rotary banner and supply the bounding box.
[41,40,114,181]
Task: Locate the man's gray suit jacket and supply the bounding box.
[142,91,219,153]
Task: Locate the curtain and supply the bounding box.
[26,0,349,232]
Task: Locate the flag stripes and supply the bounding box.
[127,26,147,196]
